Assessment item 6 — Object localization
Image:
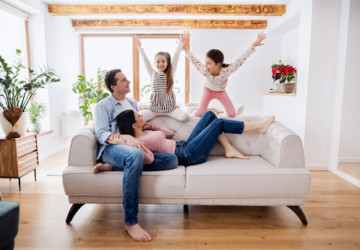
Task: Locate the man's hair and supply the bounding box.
[104,69,122,93]
[117,109,136,137]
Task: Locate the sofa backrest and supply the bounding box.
[68,115,305,169]
[149,115,266,156]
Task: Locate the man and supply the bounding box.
[94,69,178,242]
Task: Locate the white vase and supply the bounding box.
[0,111,28,137]
[29,122,41,133]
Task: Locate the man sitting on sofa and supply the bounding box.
[94,69,178,242]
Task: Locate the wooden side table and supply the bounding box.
[0,133,39,191]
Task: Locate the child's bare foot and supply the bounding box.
[125,223,152,242]
[258,116,275,134]
[93,163,112,173]
[224,145,250,160]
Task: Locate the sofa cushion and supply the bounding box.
[63,165,186,201]
[184,156,311,199]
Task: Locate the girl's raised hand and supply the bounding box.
[252,33,266,47]
[135,36,142,48]
[179,30,190,44]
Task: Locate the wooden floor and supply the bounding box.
[338,162,360,181]
[1,149,360,249]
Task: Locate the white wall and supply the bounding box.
[188,29,267,115]
[7,0,80,158]
[303,0,342,168]
[338,0,360,162]
[262,11,306,138]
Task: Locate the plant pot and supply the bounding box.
[29,122,41,133]
[0,112,28,137]
[275,83,295,93]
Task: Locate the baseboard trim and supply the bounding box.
[338,158,360,163]
[331,168,360,188]
[306,164,328,170]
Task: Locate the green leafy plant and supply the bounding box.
[72,68,109,124]
[28,100,46,124]
[0,49,60,112]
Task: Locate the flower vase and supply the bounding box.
[0,112,28,137]
[275,82,296,93]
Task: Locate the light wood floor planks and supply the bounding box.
[1,149,360,249]
[338,162,360,181]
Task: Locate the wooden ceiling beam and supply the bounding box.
[49,4,285,16]
[72,19,267,29]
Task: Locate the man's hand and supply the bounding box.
[107,134,148,151]
[142,122,151,130]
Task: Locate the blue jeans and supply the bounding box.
[175,111,244,166]
[102,144,178,225]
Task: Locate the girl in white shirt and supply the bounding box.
[136,34,190,122]
[183,32,266,117]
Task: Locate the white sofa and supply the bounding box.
[62,115,311,225]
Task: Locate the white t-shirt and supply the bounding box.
[118,99,134,111]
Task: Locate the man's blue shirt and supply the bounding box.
[94,95,139,160]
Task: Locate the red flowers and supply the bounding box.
[271,62,297,83]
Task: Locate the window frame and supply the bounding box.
[80,34,190,104]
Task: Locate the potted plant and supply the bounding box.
[72,68,109,125]
[28,100,46,133]
[271,60,297,93]
[0,49,60,138]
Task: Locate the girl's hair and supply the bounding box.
[206,49,229,68]
[104,69,122,93]
[116,109,136,137]
[155,52,173,93]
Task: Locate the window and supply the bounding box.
[82,34,189,105]
[0,6,29,81]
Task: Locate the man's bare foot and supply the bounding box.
[224,145,250,160]
[124,223,152,242]
[93,163,112,173]
[258,116,275,134]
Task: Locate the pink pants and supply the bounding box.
[194,87,236,117]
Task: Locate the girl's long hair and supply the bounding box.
[206,49,229,68]
[156,52,173,93]
[116,109,136,137]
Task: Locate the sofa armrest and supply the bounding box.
[68,125,97,166]
[260,121,305,168]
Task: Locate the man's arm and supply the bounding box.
[94,101,112,145]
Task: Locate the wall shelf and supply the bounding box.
[264,92,296,97]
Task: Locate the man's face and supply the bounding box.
[111,72,131,95]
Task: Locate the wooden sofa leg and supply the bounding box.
[66,204,84,224]
[287,206,308,225]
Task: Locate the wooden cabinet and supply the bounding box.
[0,133,39,190]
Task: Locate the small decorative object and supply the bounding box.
[271,60,297,93]
[28,100,46,133]
[72,68,109,124]
[0,49,60,137]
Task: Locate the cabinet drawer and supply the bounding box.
[16,136,37,157]
[18,151,38,176]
